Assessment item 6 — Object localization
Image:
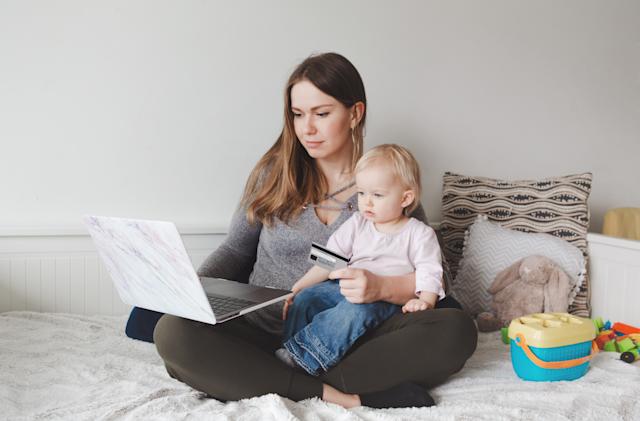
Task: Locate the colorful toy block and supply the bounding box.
[616,337,636,353]
[501,327,509,345]
[593,317,604,331]
[612,322,640,335]
[595,333,611,349]
[603,340,617,352]
[591,316,640,364]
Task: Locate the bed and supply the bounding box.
[2,311,638,420]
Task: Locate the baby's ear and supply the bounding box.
[401,190,415,209]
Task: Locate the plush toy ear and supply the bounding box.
[488,258,523,295]
[543,267,572,312]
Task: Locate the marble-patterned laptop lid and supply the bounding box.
[83,215,216,324]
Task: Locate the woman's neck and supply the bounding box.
[316,159,354,191]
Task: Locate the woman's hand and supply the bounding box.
[329,268,382,304]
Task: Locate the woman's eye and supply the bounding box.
[357,191,364,196]
[292,112,302,118]
[374,193,383,198]
[317,112,329,117]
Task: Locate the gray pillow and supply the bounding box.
[451,216,586,317]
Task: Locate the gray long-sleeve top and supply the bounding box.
[197,194,428,336]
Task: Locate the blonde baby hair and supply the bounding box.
[355,144,422,215]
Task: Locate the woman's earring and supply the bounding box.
[351,126,361,160]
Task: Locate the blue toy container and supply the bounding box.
[508,313,597,382]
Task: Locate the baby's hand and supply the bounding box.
[282,286,301,320]
[282,294,295,320]
[402,298,430,313]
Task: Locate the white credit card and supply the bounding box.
[309,242,349,271]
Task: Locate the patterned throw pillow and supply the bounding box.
[452,216,586,316]
[441,172,592,316]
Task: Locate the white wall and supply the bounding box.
[1,0,638,234]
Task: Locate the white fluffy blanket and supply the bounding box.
[1,311,639,421]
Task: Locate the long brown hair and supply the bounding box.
[242,52,367,226]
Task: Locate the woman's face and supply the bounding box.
[290,80,354,162]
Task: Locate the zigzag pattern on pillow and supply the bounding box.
[441,172,592,317]
[452,216,586,316]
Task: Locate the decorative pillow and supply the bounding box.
[451,216,586,316]
[441,172,592,316]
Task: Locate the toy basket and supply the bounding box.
[508,313,598,381]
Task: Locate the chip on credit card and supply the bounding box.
[309,242,349,271]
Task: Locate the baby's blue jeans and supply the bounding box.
[283,280,401,375]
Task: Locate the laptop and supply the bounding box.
[83,215,292,324]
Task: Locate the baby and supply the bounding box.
[276,144,445,375]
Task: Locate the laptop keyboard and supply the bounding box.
[207,294,256,316]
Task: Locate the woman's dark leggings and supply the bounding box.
[153,296,477,402]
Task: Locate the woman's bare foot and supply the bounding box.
[322,383,361,408]
[322,382,435,409]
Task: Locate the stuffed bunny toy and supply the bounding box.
[476,255,574,332]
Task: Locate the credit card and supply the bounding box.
[309,242,349,271]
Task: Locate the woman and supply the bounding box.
[151,52,477,408]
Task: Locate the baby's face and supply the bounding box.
[355,163,411,225]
